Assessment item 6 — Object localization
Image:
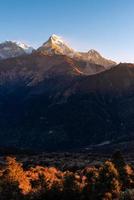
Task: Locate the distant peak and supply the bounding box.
[48,34,65,44]
[0,40,34,60]
[37,36,116,67]
[2,41,15,45]
[14,41,34,54]
[15,41,30,48]
[38,34,74,56]
[0,40,34,53]
[0,41,20,48]
[88,49,101,55]
[50,34,61,40]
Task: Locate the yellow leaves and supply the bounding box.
[5,157,31,194]
[2,155,134,199]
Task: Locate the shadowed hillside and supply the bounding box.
[0,53,133,151]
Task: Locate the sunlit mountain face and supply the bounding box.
[37,34,116,69]
[37,34,75,57]
[0,34,133,152]
[0,34,116,74]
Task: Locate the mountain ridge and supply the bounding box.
[0,34,116,71]
[0,52,132,151]
[0,35,133,152]
[37,34,116,68]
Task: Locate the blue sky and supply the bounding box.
[0,0,134,62]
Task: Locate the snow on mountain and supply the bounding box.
[0,41,26,60]
[0,41,34,60]
[15,41,34,54]
[0,35,116,67]
[37,34,116,67]
[37,34,75,57]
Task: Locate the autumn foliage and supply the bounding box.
[0,152,134,200]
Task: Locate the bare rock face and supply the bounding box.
[75,49,116,68]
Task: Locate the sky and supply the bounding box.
[0,0,134,63]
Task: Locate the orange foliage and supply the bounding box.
[1,155,134,199]
[5,157,31,194]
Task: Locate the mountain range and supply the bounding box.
[0,34,133,152]
[0,35,116,74]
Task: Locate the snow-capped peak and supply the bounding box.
[0,40,34,60]
[47,34,73,50]
[50,34,64,44]
[14,41,34,54]
[0,40,27,60]
[37,34,116,67]
[38,34,75,56]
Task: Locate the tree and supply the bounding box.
[4,156,31,194]
[96,161,121,199]
[62,171,81,200]
[83,166,99,200]
[112,150,132,189]
[0,173,24,200]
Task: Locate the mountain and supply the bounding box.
[0,35,116,74]
[15,41,34,54]
[75,49,116,68]
[0,35,133,152]
[0,41,34,60]
[37,34,75,57]
[0,41,26,60]
[0,50,133,151]
[37,34,116,68]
